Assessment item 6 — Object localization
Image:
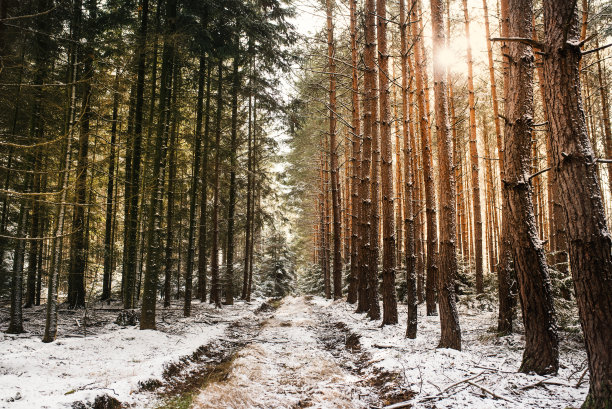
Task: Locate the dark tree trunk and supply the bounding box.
[346,0,361,305]
[357,0,374,313]
[358,0,379,319]
[495,0,518,335]
[141,0,177,330]
[400,0,417,338]
[7,203,27,334]
[412,0,438,317]
[504,0,558,375]
[163,67,180,308]
[242,58,254,301]
[325,0,343,301]
[461,0,484,294]
[68,0,92,310]
[123,0,149,309]
[102,70,120,301]
[210,58,223,308]
[184,57,206,313]
[225,53,240,306]
[542,1,612,406]
[197,60,213,303]
[377,0,397,326]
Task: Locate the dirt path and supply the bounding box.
[191,296,381,409]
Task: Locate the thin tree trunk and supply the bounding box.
[163,69,179,307]
[376,0,397,325]
[68,0,91,310]
[412,0,437,316]
[325,0,343,300]
[225,52,240,306]
[141,0,176,329]
[366,0,380,320]
[102,70,120,301]
[462,0,484,294]
[184,57,205,313]
[210,58,223,308]
[123,0,149,309]
[496,0,517,335]
[197,60,213,303]
[242,57,253,301]
[400,0,417,338]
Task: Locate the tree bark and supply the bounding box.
[505,0,559,374]
[225,52,240,306]
[461,0,484,294]
[123,0,149,309]
[430,0,461,350]
[346,0,361,305]
[210,58,223,308]
[357,0,376,315]
[185,57,205,313]
[141,0,177,330]
[412,0,438,316]
[496,0,517,335]
[366,0,380,320]
[102,70,120,301]
[542,1,612,405]
[376,0,397,325]
[400,0,417,338]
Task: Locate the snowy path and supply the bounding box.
[192,296,378,409]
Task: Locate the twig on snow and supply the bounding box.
[466,381,517,403]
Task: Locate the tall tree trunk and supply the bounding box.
[225,52,240,306]
[462,0,484,294]
[400,0,417,338]
[504,0,558,374]
[366,0,380,320]
[184,57,205,312]
[324,0,343,300]
[43,104,74,342]
[496,0,517,335]
[430,0,461,350]
[68,0,92,310]
[210,58,223,308]
[246,97,258,302]
[346,0,361,305]
[376,0,397,325]
[357,0,376,315]
[542,1,612,405]
[123,0,149,309]
[197,61,213,303]
[242,57,253,301]
[412,0,438,316]
[102,70,120,301]
[141,0,177,329]
[163,69,179,308]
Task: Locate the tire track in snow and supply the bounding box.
[191,296,379,409]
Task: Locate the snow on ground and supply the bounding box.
[311,296,589,409]
[0,299,261,409]
[193,296,376,409]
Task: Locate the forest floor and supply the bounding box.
[0,295,589,409]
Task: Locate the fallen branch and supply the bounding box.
[521,379,569,390]
[420,371,488,401]
[384,400,414,409]
[575,368,589,388]
[466,381,517,403]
